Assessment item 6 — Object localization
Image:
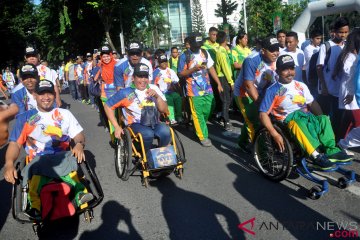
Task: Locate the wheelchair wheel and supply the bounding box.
[114,128,132,180]
[173,130,186,162]
[254,125,293,182]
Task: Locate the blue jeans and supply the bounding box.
[130,123,171,151]
[68,80,78,100]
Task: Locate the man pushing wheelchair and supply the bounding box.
[259,55,352,170]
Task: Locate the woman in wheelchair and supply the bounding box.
[3,80,93,220]
[104,63,171,151]
[259,55,352,170]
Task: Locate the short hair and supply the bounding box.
[171,46,178,52]
[209,27,218,33]
[286,31,298,40]
[216,31,227,44]
[236,32,247,44]
[332,17,350,31]
[154,49,165,58]
[184,37,190,44]
[276,29,287,37]
[310,29,322,39]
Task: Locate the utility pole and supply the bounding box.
[243,0,248,33]
[119,7,125,55]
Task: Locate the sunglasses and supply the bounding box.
[129,51,142,56]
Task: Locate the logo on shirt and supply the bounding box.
[28,113,41,126]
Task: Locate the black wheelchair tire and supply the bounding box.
[114,128,132,181]
[173,130,186,163]
[253,125,293,182]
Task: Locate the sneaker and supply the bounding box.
[312,154,336,170]
[224,122,232,131]
[200,138,212,147]
[86,99,91,105]
[78,192,94,205]
[337,141,355,156]
[24,208,41,221]
[170,120,178,125]
[328,151,353,163]
[82,99,86,104]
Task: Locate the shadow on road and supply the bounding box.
[152,178,245,240]
[79,200,142,240]
[0,144,11,232]
[227,162,334,239]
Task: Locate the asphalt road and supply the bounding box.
[1,93,360,240]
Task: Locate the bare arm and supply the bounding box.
[0,103,19,121]
[179,64,201,78]
[72,132,86,163]
[244,80,259,102]
[308,100,323,116]
[104,104,123,140]
[233,62,242,70]
[4,141,22,184]
[259,112,285,152]
[316,65,328,95]
[208,66,223,93]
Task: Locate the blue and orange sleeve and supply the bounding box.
[106,88,132,110]
[259,84,277,113]
[114,63,124,88]
[177,53,187,73]
[9,110,37,145]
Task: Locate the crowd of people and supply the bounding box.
[1,17,360,219]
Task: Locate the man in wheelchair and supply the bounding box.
[104,63,170,151]
[259,55,352,170]
[3,80,93,220]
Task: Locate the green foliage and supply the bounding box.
[191,0,206,35]
[215,0,238,24]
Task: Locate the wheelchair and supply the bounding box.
[114,124,186,187]
[253,121,355,200]
[11,155,104,236]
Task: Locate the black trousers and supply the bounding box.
[219,76,232,123]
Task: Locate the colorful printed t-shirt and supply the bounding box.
[153,67,179,94]
[178,49,214,97]
[9,108,83,161]
[234,52,277,97]
[37,65,52,81]
[106,84,166,126]
[114,58,153,88]
[11,87,37,114]
[91,66,116,100]
[259,80,314,121]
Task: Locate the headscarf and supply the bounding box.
[99,54,116,84]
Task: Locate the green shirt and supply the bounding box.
[216,46,234,85]
[169,57,178,72]
[202,40,219,63]
[231,45,252,78]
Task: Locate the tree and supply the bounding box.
[191,0,206,35]
[214,0,238,24]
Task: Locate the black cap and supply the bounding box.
[100,45,111,55]
[158,54,168,64]
[35,80,55,94]
[262,36,280,52]
[25,46,38,56]
[20,64,38,79]
[276,55,295,70]
[86,52,92,57]
[189,33,203,48]
[128,41,143,54]
[133,63,149,78]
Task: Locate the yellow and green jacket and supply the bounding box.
[231,45,252,78]
[216,46,234,86]
[202,40,219,62]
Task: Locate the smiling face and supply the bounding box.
[22,76,38,93]
[277,67,295,84]
[34,91,55,112]
[261,48,280,63]
[101,54,111,64]
[133,75,149,91]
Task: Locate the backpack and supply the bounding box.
[307,41,331,86]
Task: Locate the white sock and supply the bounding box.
[311,150,320,159]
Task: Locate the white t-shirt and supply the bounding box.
[339,53,359,110]
[317,40,344,97]
[51,69,58,85]
[304,44,320,77]
[25,88,37,110]
[153,68,180,93]
[280,48,306,82]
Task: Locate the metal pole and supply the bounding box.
[243,0,248,33]
[179,0,184,43]
[119,7,125,55]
